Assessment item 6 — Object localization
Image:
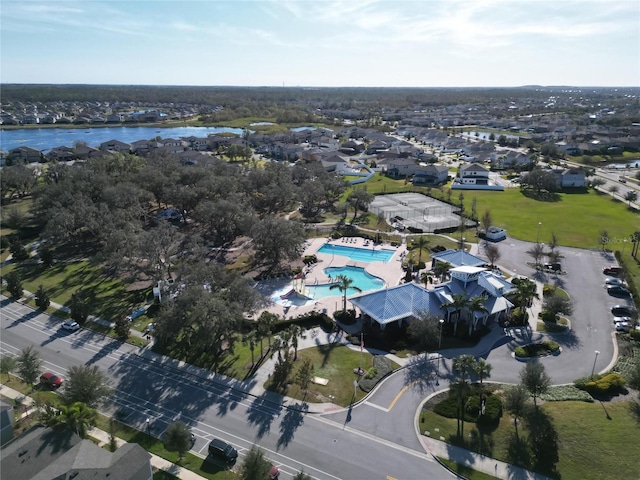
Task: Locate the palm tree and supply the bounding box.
[467,295,489,333]
[286,324,307,361]
[452,354,476,384]
[420,270,434,285]
[510,278,539,322]
[410,235,431,268]
[442,292,470,334]
[329,275,362,312]
[56,402,98,438]
[450,378,471,439]
[472,358,492,387]
[433,261,451,283]
[242,330,258,367]
[257,311,278,352]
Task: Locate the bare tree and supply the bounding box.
[484,243,501,268]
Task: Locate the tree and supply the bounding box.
[450,378,471,438]
[347,187,374,223]
[590,177,606,189]
[472,358,492,387]
[60,364,113,407]
[608,184,619,196]
[599,230,610,251]
[251,216,305,270]
[410,235,431,267]
[5,270,23,299]
[452,354,476,384]
[69,291,89,324]
[240,445,272,480]
[542,293,573,321]
[442,292,470,332]
[257,311,278,353]
[520,168,559,196]
[509,277,539,323]
[34,284,50,310]
[16,346,43,386]
[433,260,451,282]
[407,313,441,350]
[520,361,551,407]
[293,472,313,480]
[624,189,638,207]
[484,243,501,268]
[0,355,17,381]
[329,274,362,312]
[56,402,98,439]
[9,237,30,261]
[481,210,492,236]
[286,324,306,361]
[504,385,529,440]
[243,330,258,367]
[295,358,315,398]
[526,242,546,267]
[163,421,192,461]
[114,316,130,341]
[39,245,55,268]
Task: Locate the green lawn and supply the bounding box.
[438,458,500,480]
[459,187,638,248]
[420,400,640,480]
[1,260,144,322]
[265,344,400,406]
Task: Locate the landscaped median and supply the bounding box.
[513,340,561,359]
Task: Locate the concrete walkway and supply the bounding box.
[0,383,208,480]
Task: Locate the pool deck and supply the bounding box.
[252,237,409,320]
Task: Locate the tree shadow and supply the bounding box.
[403,354,439,396]
[523,407,561,478]
[505,431,531,471]
[276,401,308,450]
[7,308,40,329]
[316,341,340,368]
[551,328,581,350]
[246,393,283,440]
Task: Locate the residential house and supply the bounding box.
[0,399,14,446]
[100,139,131,153]
[554,167,587,188]
[0,425,152,480]
[412,164,450,186]
[319,153,350,173]
[339,139,366,155]
[130,139,159,156]
[7,146,41,164]
[458,163,490,185]
[182,136,209,151]
[45,146,75,162]
[158,138,186,154]
[384,157,421,178]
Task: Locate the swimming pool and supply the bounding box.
[316,243,395,263]
[306,265,385,299]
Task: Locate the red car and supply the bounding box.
[40,372,63,389]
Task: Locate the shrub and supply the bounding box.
[465,395,481,420]
[543,285,556,297]
[514,341,560,358]
[358,356,393,392]
[433,396,459,419]
[477,395,503,425]
[630,330,640,341]
[576,373,626,395]
[514,346,526,357]
[365,367,378,379]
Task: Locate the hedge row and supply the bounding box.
[514,341,560,358]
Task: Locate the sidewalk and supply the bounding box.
[0,383,207,480]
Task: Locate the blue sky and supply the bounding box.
[1,0,638,87]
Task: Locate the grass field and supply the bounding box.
[420,399,640,480]
[264,344,400,406]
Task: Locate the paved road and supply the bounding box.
[0,297,450,480]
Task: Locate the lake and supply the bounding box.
[0,125,246,152]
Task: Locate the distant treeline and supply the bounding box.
[1,83,617,109]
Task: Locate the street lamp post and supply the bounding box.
[146,418,150,436]
[439,319,445,349]
[623,238,628,256]
[591,350,600,379]
[536,222,542,244]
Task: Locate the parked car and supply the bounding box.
[603,266,623,276]
[207,438,238,464]
[607,285,632,297]
[544,263,562,272]
[268,464,280,479]
[616,322,631,332]
[605,278,625,286]
[611,305,636,316]
[613,316,631,324]
[144,323,156,334]
[61,321,80,332]
[190,432,196,448]
[40,372,63,389]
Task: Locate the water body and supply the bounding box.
[0,125,246,152]
[607,161,640,169]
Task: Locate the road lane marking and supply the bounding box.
[363,401,389,412]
